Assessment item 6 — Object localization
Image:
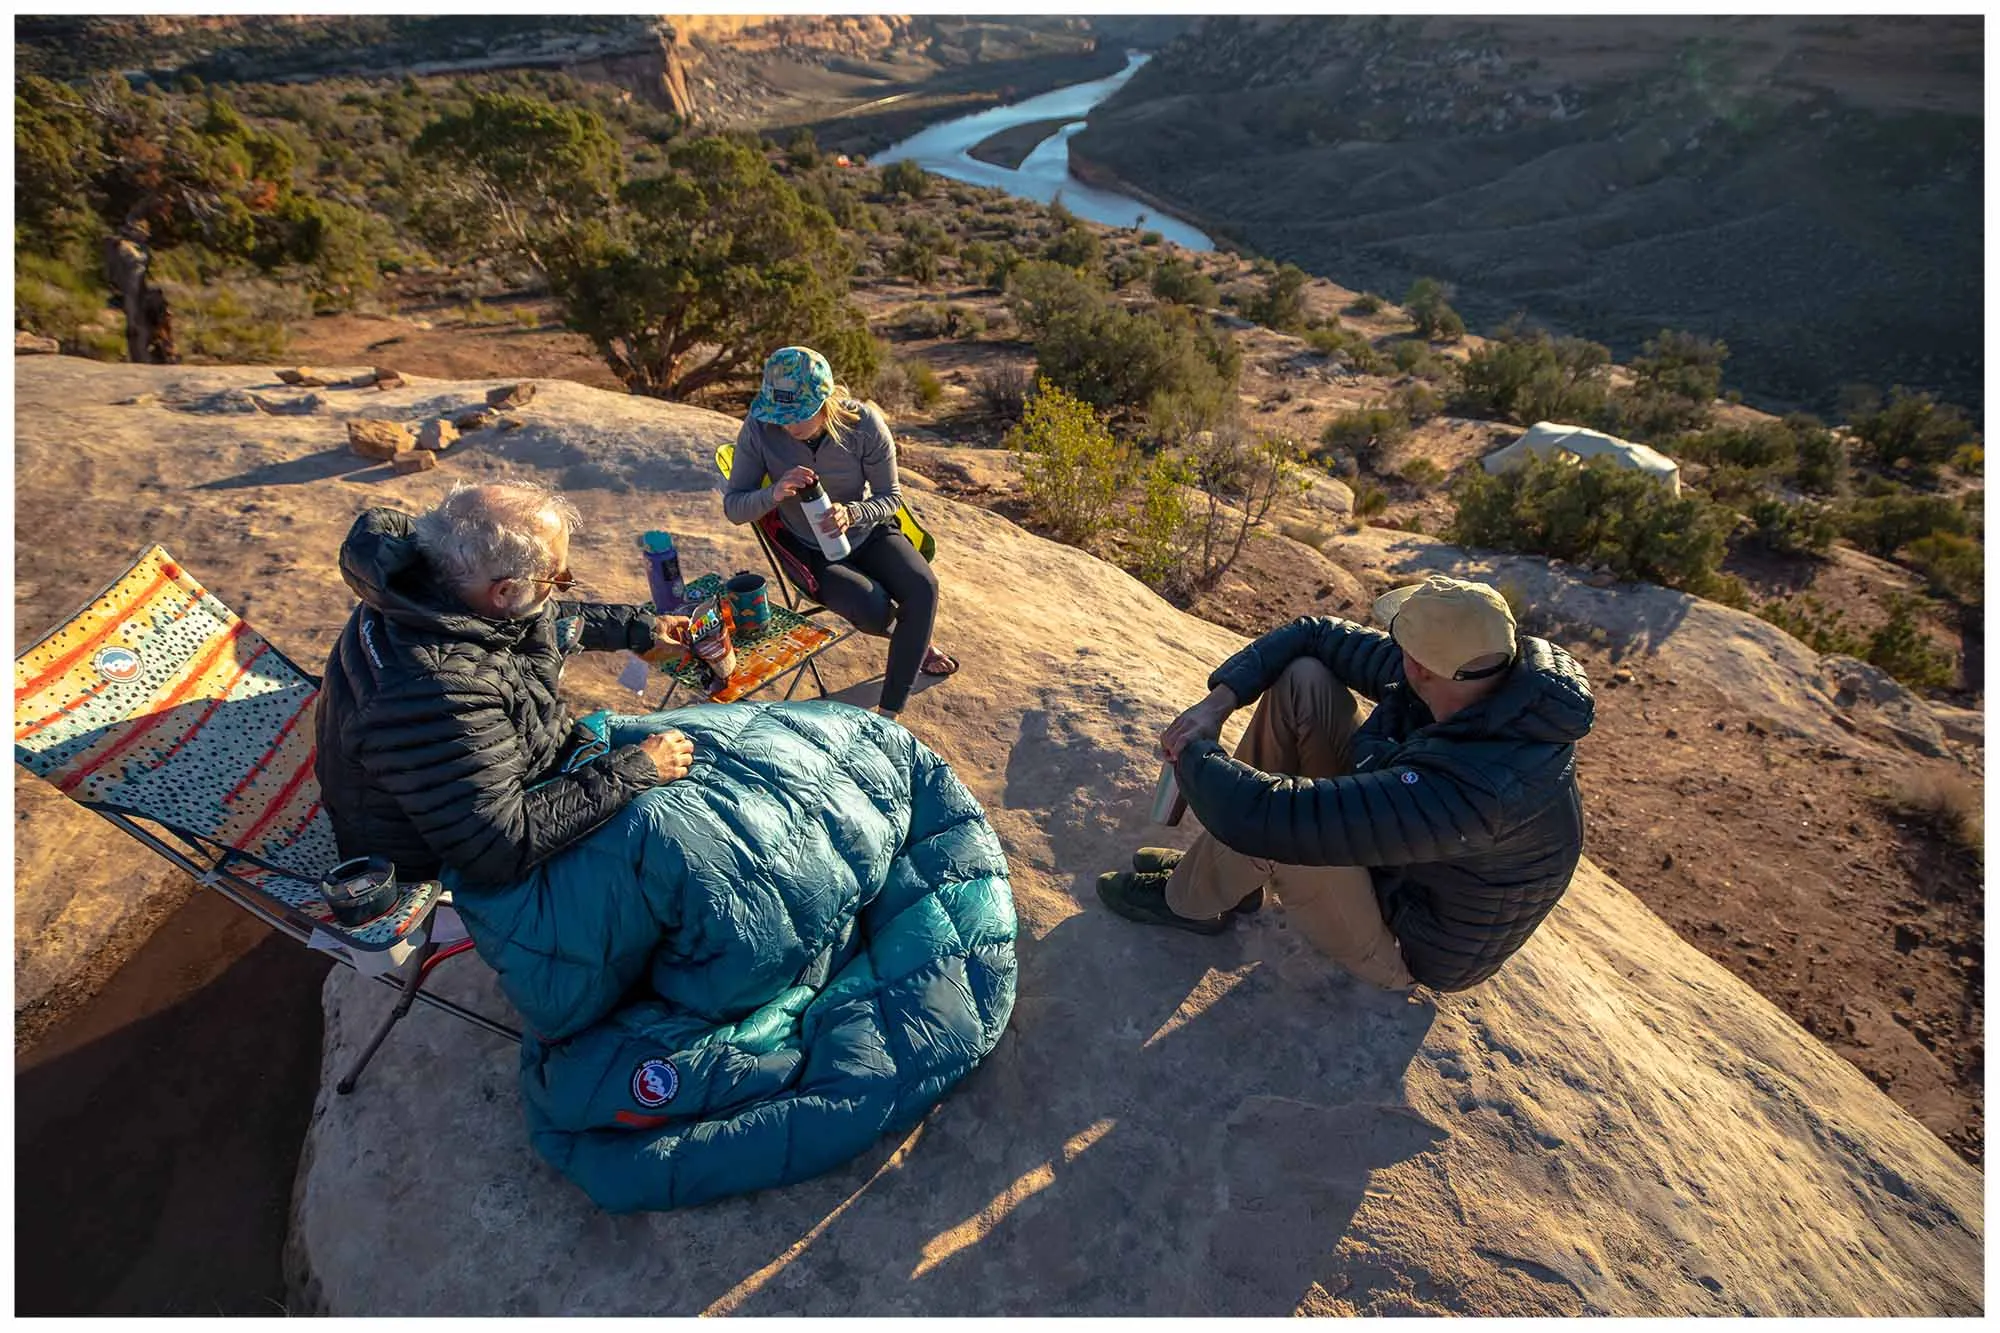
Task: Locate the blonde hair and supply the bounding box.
[819,386,863,446]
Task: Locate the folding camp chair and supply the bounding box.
[13,545,521,1095]
[714,443,937,628]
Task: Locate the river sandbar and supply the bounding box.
[966,116,1078,170]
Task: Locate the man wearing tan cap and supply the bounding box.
[1098,574,1594,991]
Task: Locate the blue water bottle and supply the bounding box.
[639,530,687,613]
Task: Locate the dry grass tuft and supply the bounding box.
[1883,767,1984,851]
[1278,519,1335,551]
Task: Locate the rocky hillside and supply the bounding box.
[12,14,1182,144]
[9,358,1981,1315]
[1072,16,1982,415]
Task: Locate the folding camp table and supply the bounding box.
[645,573,852,707]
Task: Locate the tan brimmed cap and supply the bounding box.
[1373,575,1518,680]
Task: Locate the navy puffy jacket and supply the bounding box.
[1177,615,1594,991]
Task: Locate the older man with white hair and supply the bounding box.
[315,482,695,891]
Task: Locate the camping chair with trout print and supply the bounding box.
[14,545,521,1093]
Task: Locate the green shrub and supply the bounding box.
[14,250,116,356]
[1904,531,1984,605]
[1150,257,1219,309]
[1614,328,1727,438]
[1022,281,1237,418]
[1678,414,1848,496]
[1675,422,1793,470]
[1303,322,1388,374]
[893,234,945,284]
[1746,497,1838,557]
[1040,206,1103,273]
[1346,291,1385,316]
[1389,339,1455,383]
[1137,229,1164,247]
[1453,319,1611,425]
[957,240,998,286]
[1864,593,1955,691]
[785,128,820,170]
[1244,262,1310,333]
[1105,251,1151,290]
[1008,379,1132,547]
[1127,452,1191,587]
[1403,276,1463,342]
[1447,452,1738,597]
[1836,490,1972,558]
[910,361,945,408]
[894,302,984,339]
[1790,414,1849,495]
[1320,405,1410,468]
[1388,381,1442,424]
[1005,260,1101,340]
[1697,462,1776,511]
[1352,481,1390,523]
[1845,385,1980,471]
[1950,443,1983,476]
[1401,457,1446,488]
[1758,595,1868,657]
[880,158,929,198]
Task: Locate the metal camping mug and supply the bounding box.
[319,855,399,927]
[1150,763,1188,826]
[724,571,771,635]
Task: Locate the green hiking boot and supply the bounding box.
[1096,870,1231,936]
[1129,848,1264,916]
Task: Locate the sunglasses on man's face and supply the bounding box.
[498,568,579,594]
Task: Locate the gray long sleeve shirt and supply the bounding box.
[723,401,902,549]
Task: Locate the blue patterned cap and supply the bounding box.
[748,346,836,426]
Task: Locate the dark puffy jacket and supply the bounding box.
[1177,616,1594,991]
[313,508,664,890]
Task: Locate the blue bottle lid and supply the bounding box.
[639,530,677,554]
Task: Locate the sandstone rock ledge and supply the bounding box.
[274,371,1980,1317]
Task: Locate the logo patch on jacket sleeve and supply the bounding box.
[631,1057,679,1108]
[1399,769,1421,785]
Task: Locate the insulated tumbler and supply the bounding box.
[724,571,771,635]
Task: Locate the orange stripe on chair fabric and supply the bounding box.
[14,678,113,742]
[14,569,180,704]
[145,642,273,773]
[235,751,319,853]
[223,686,314,806]
[277,799,324,849]
[56,622,250,794]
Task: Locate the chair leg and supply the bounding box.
[336,943,434,1096]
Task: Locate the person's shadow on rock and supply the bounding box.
[716,897,1443,1316]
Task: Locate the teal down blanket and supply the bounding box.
[449,702,1017,1213]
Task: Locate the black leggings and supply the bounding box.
[781,525,939,713]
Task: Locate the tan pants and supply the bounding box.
[1165,658,1416,990]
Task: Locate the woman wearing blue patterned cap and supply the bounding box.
[723,346,958,719]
